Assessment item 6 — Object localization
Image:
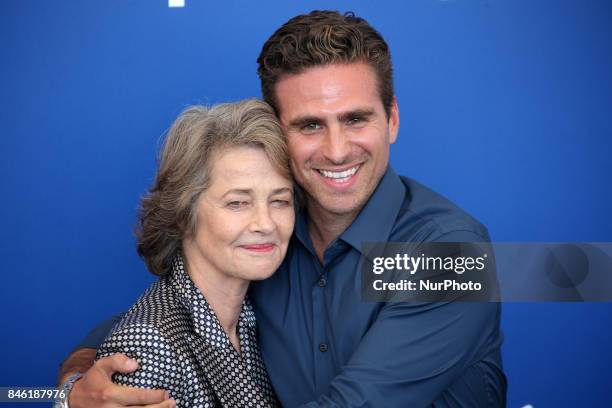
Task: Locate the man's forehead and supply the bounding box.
[273,62,383,120]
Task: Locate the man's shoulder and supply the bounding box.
[394,176,490,242]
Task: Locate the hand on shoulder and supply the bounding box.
[67,352,175,408]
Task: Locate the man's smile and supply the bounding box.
[315,164,361,183]
[312,163,363,190]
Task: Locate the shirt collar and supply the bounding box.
[294,207,317,258]
[169,253,256,348]
[293,166,406,258]
[340,166,406,255]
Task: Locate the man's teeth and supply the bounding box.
[318,166,359,180]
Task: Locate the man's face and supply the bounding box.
[275,62,399,219]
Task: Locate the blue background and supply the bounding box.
[1,1,611,407]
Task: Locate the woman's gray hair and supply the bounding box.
[136,99,290,276]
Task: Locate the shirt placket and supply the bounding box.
[312,240,346,395]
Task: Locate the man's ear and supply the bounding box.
[388,96,400,144]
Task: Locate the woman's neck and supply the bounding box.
[182,241,249,353]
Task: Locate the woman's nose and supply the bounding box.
[249,204,276,234]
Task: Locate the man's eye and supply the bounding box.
[347,117,364,126]
[301,123,322,133]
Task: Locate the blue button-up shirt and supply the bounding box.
[78,167,505,407]
[249,167,505,407]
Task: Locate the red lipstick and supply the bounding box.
[241,243,276,253]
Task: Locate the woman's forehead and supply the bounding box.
[207,146,292,191]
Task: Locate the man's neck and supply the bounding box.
[306,202,359,263]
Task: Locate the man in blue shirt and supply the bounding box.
[58,10,505,407]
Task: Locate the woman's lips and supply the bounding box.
[240,243,276,253]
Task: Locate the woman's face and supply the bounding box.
[184,145,295,283]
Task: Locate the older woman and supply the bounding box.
[95,99,294,407]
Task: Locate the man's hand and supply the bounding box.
[59,349,175,407]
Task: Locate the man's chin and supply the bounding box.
[310,195,366,218]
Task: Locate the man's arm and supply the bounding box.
[303,230,506,407]
[57,348,96,386]
[303,301,504,407]
[58,314,123,386]
[58,318,175,408]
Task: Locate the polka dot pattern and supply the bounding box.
[96,254,279,407]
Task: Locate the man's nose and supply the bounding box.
[249,203,276,234]
[322,125,351,165]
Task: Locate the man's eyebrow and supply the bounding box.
[286,116,322,129]
[286,109,376,129]
[338,109,375,122]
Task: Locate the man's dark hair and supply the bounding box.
[257,10,394,117]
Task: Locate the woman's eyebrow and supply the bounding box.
[221,189,253,198]
[221,187,292,198]
[271,187,293,195]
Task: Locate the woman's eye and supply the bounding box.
[272,199,291,207]
[227,201,249,209]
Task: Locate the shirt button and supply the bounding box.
[318,277,327,287]
[319,343,328,353]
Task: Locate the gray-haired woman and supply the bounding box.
[96,99,294,407]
